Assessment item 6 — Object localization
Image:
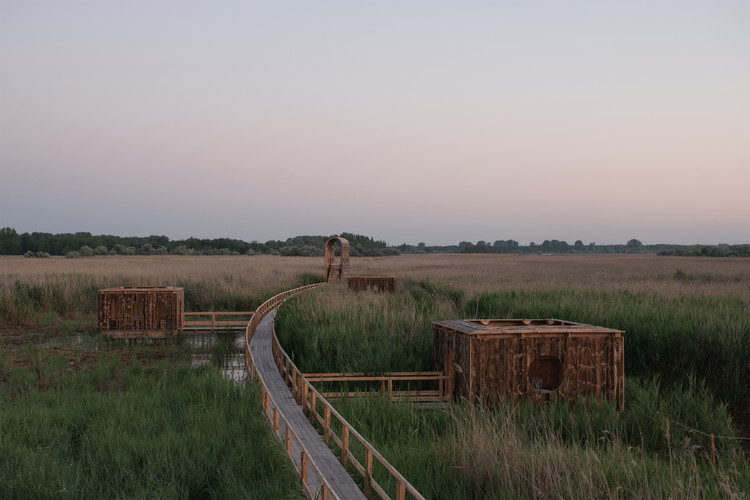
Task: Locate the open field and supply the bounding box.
[2,253,749,497]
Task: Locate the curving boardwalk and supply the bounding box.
[250,309,366,500]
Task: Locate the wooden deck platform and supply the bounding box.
[249,310,366,500]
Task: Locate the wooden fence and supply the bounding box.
[244,282,426,500]
[301,372,449,403]
[183,311,254,331]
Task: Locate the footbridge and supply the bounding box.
[244,283,426,500]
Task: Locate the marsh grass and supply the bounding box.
[0,255,322,327]
[0,365,304,499]
[468,288,750,406]
[276,268,750,498]
[331,379,749,499]
[276,282,459,373]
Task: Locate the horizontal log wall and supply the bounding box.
[434,322,625,408]
[98,288,183,335]
[347,276,397,294]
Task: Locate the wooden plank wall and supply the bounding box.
[98,288,184,335]
[347,276,397,294]
[434,324,625,407]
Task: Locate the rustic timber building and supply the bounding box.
[324,237,350,282]
[98,287,184,338]
[346,275,397,294]
[433,319,624,407]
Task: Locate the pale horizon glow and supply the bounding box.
[1,2,748,246]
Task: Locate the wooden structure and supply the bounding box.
[246,283,425,499]
[347,275,397,294]
[433,319,624,407]
[325,237,350,282]
[98,287,184,338]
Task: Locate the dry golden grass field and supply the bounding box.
[2,253,748,299]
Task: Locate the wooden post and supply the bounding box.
[310,392,317,424]
[324,407,331,444]
[301,376,308,408]
[320,485,329,500]
[301,451,308,485]
[397,481,406,500]
[273,407,279,435]
[341,427,350,467]
[285,426,292,455]
[365,449,373,496]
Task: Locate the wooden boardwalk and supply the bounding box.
[249,309,366,500]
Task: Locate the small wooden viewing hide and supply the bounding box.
[347,275,397,294]
[98,287,184,338]
[433,319,624,407]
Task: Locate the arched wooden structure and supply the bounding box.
[324,237,350,282]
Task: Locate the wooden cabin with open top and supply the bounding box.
[433,319,624,408]
[98,286,184,338]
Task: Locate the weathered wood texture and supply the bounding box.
[433,319,624,408]
[346,275,397,294]
[325,237,350,282]
[98,287,184,338]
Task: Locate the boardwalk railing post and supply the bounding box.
[310,392,317,424]
[365,449,373,496]
[397,480,406,500]
[302,380,309,413]
[341,426,350,467]
[285,426,292,455]
[320,485,329,500]
[273,407,279,435]
[301,451,308,486]
[324,407,331,444]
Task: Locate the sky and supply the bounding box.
[1,1,748,246]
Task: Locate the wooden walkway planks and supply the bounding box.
[250,309,366,500]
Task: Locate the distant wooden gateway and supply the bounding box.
[433,319,624,408]
[324,237,350,282]
[98,287,184,338]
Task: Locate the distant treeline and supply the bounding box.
[0,228,396,258]
[1,227,746,257]
[657,244,750,257]
[398,239,686,255]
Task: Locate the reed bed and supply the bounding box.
[0,255,322,326]
[0,364,304,499]
[333,387,748,499]
[275,264,750,498]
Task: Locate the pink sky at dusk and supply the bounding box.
[1,1,748,246]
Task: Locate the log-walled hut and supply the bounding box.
[433,319,624,407]
[347,275,397,294]
[98,287,184,338]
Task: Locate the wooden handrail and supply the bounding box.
[246,339,341,500]
[243,281,428,499]
[183,311,255,331]
[271,323,426,500]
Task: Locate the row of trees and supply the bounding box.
[0,228,398,258]
[398,238,676,255]
[658,245,750,257]
[3,227,744,258]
